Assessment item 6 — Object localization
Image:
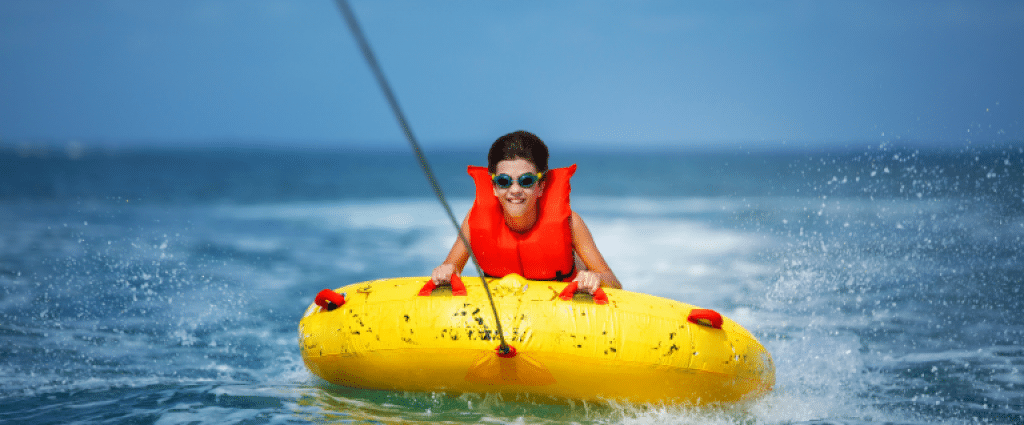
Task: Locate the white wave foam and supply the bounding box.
[213,199,469,231]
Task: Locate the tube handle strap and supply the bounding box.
[557,282,609,305]
[419,273,467,296]
[687,308,724,329]
[315,289,346,311]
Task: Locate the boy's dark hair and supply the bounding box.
[487,130,550,174]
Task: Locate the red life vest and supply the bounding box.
[467,164,577,281]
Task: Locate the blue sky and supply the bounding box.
[1,1,1022,151]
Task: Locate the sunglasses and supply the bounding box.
[491,172,543,189]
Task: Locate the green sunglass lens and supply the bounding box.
[494,175,513,188]
[518,174,537,188]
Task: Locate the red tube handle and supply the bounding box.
[495,344,518,358]
[557,282,609,305]
[419,273,467,296]
[315,289,345,311]
[687,308,724,329]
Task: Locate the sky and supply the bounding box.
[1,0,1022,151]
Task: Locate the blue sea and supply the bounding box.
[1,142,1022,424]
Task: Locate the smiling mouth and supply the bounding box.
[506,197,526,204]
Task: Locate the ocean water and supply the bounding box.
[0,143,1022,424]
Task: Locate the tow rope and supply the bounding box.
[333,0,515,357]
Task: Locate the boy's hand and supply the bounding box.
[431,264,455,285]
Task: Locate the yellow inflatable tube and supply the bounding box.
[298,274,774,404]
